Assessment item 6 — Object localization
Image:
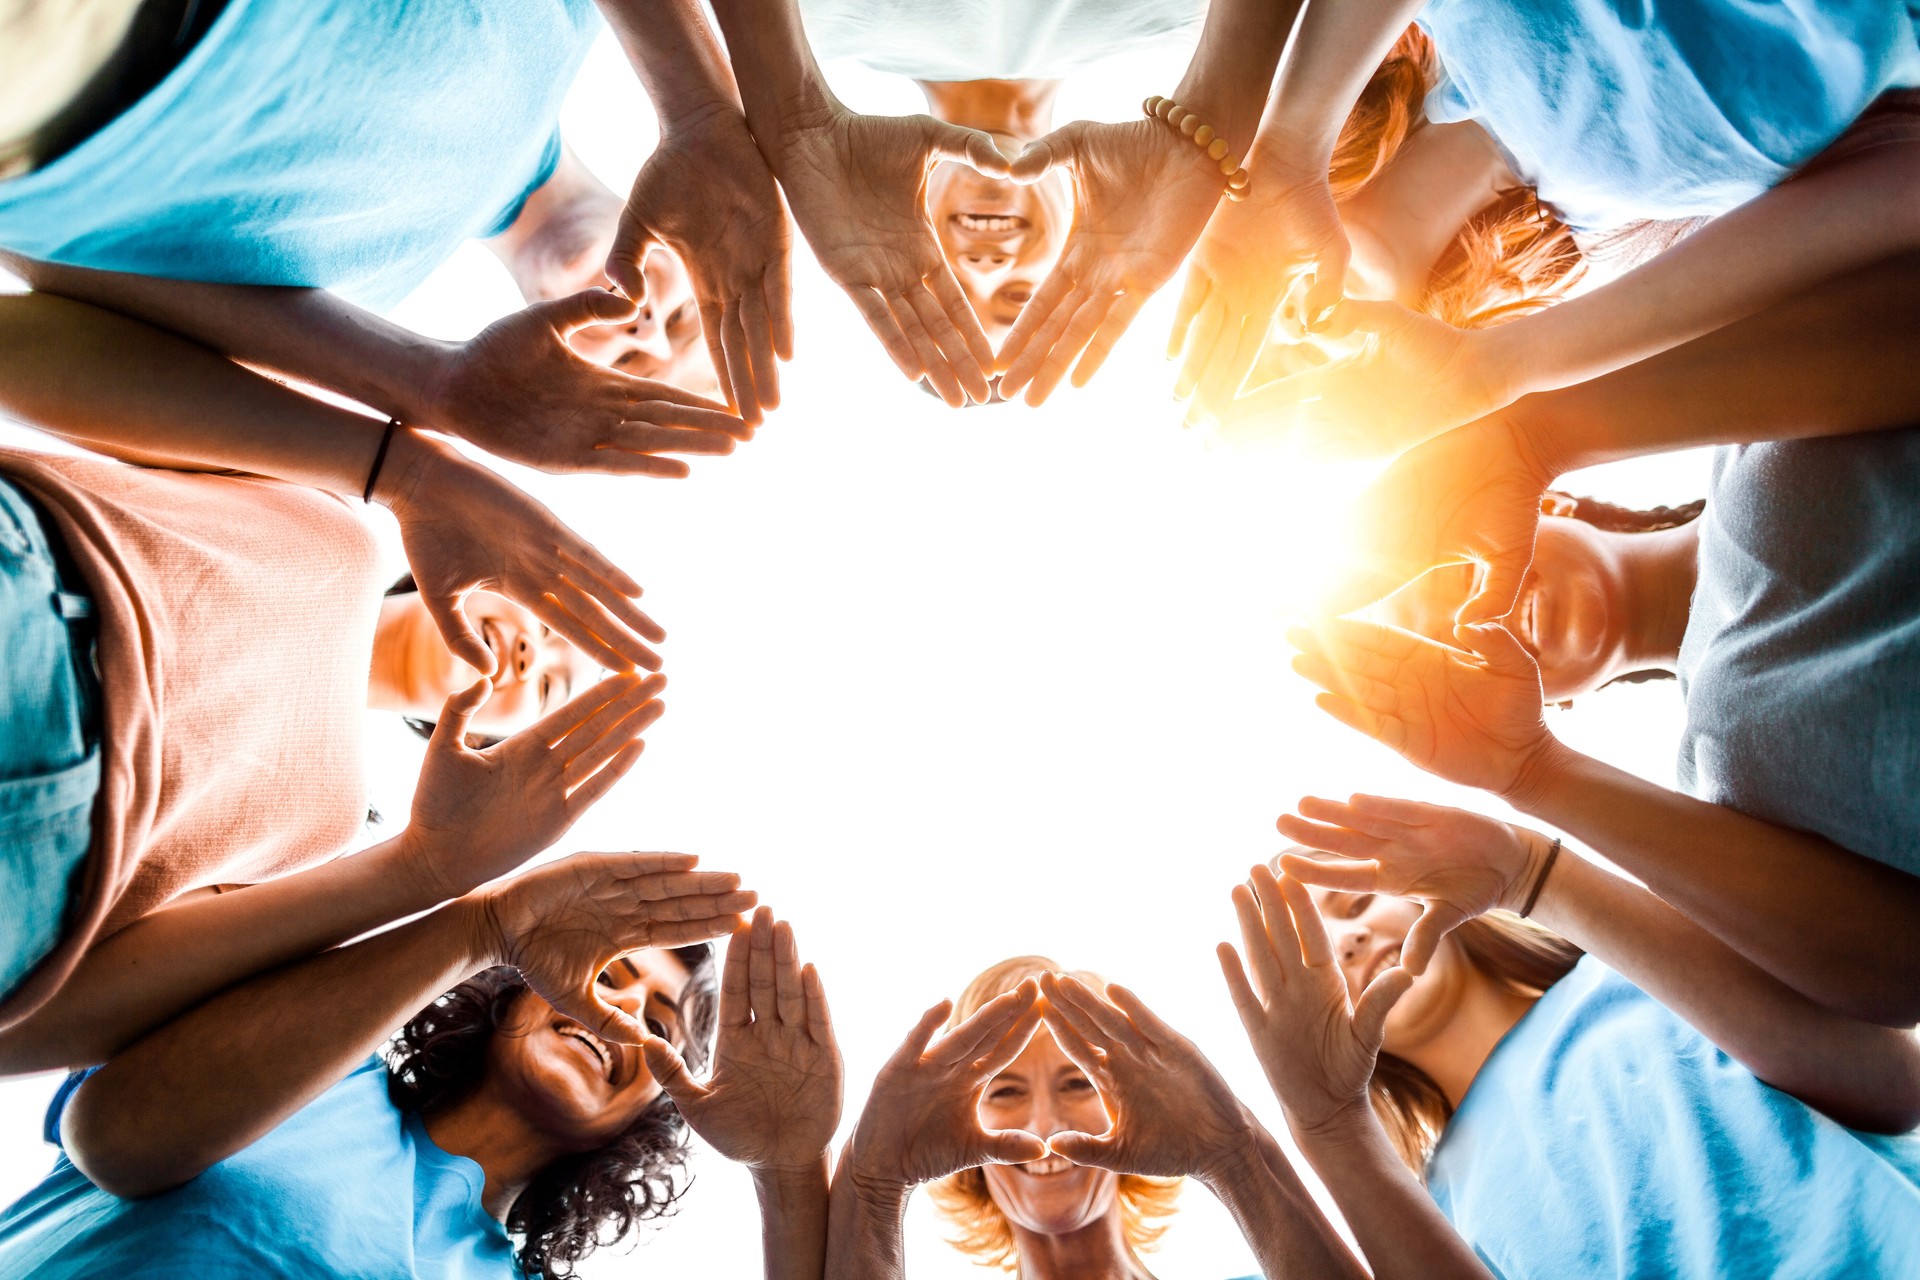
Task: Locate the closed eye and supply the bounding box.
[1345,893,1374,918]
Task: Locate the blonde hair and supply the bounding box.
[1330,26,1585,331]
[925,955,1185,1271]
[1369,913,1584,1171]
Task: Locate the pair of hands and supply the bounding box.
[845,973,1260,1193]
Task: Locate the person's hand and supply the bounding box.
[1316,414,1557,622]
[994,120,1226,404]
[639,907,842,1172]
[1170,164,1348,421]
[1036,972,1259,1181]
[843,981,1048,1191]
[1219,865,1412,1136]
[1276,795,1556,973]
[607,105,793,425]
[1218,300,1513,461]
[419,289,750,475]
[376,428,666,674]
[403,673,665,900]
[770,102,1009,406]
[477,851,756,1044]
[1288,617,1556,797]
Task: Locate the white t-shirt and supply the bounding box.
[798,0,1204,81]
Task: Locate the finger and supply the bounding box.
[555,548,663,641]
[1037,973,1109,1048]
[936,982,1037,1067]
[764,260,796,363]
[1406,900,1473,976]
[561,688,663,781]
[432,679,492,750]
[1024,293,1113,405]
[747,906,777,1023]
[1230,881,1285,999]
[537,578,663,673]
[720,303,764,426]
[1166,266,1212,361]
[846,286,924,380]
[531,672,652,747]
[1070,290,1147,389]
[994,269,1075,378]
[1173,297,1226,401]
[564,739,648,810]
[980,1127,1050,1165]
[928,120,1013,179]
[890,292,964,406]
[620,396,753,436]
[1251,864,1314,973]
[1291,654,1400,715]
[910,276,993,402]
[1006,129,1067,184]
[1045,1130,1119,1168]
[802,962,835,1047]
[1344,793,1447,828]
[1353,967,1415,1052]
[543,288,641,336]
[1216,942,1263,1023]
[971,993,1046,1080]
[1000,287,1087,400]
[1276,870,1338,970]
[1050,975,1140,1048]
[552,673,662,757]
[1275,851,1383,892]
[773,919,807,1027]
[604,229,654,305]
[896,1000,955,1066]
[1195,311,1266,420]
[1314,692,1410,751]
[1316,559,1430,619]
[585,850,699,876]
[423,590,496,677]
[1038,994,1105,1076]
[568,986,648,1046]
[640,1032,709,1105]
[1458,622,1537,677]
[1276,811,1388,859]
[739,289,781,413]
[637,913,756,948]
[1460,551,1531,626]
[1303,244,1349,327]
[1104,984,1180,1047]
[719,920,752,1028]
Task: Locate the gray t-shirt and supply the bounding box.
[797,0,1204,81]
[1678,428,1920,877]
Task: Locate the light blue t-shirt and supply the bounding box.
[797,0,1204,81]
[0,0,601,309]
[0,1058,518,1279]
[1427,958,1920,1279]
[1417,0,1920,231]
[1677,428,1920,879]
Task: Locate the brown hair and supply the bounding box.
[1330,27,1585,331]
[925,955,1184,1271]
[1368,913,1584,1171]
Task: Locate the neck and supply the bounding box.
[1342,120,1516,306]
[1010,1212,1153,1280]
[424,1082,573,1221]
[1610,521,1700,678]
[1403,982,1538,1111]
[916,78,1060,142]
[366,595,414,713]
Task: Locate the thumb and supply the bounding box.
[980,1127,1049,1165]
[1043,1130,1113,1168]
[422,591,496,678]
[640,1032,707,1104]
[538,287,640,336]
[1403,901,1470,976]
[1458,552,1531,626]
[1457,622,1535,675]
[603,219,659,305]
[1302,237,1352,332]
[431,679,492,750]
[1008,124,1078,184]
[1313,297,1409,343]
[1352,967,1415,1054]
[927,120,1011,177]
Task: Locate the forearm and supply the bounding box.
[1486,145,1920,411]
[0,291,407,493]
[705,0,835,142]
[1292,1112,1495,1280]
[60,900,492,1198]
[1531,849,1920,1132]
[3,255,451,424]
[1252,0,1427,166]
[1170,0,1301,146]
[753,1159,832,1280]
[1200,1126,1369,1279]
[1509,740,1920,1026]
[0,835,446,1073]
[823,1165,910,1280]
[595,0,741,129]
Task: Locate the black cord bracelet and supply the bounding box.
[361,418,400,504]
[1520,835,1563,918]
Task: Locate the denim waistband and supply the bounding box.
[0,474,103,729]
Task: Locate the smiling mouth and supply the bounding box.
[1362,944,1402,989]
[1018,1155,1075,1178]
[556,1024,614,1081]
[952,212,1028,241]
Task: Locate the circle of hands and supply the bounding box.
[385,89,1614,1200]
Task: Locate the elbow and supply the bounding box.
[61,1090,201,1201]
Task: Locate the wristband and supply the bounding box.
[1519,836,1562,918]
[1141,95,1251,201]
[362,418,400,504]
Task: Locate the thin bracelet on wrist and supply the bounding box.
[1519,835,1562,918]
[1141,95,1251,201]
[361,418,401,504]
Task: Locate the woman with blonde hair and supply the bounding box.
[826,954,1370,1279]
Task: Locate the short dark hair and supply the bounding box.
[1549,490,1705,687]
[385,952,719,1278]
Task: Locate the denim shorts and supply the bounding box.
[0,477,101,1002]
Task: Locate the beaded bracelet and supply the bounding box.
[1142,95,1251,201]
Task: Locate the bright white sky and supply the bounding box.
[0,29,1712,1278]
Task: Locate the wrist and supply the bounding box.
[445,894,510,971]
[1195,1117,1268,1191]
[368,424,446,517]
[1287,1097,1383,1158]
[1501,734,1579,815]
[1495,826,1557,914]
[753,1154,832,1202]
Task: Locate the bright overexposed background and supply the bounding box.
[0,27,1710,1278]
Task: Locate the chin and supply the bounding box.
[986,1162,1118,1236]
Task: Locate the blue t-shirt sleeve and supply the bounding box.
[42,1067,101,1147]
[483,128,566,240]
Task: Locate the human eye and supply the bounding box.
[987,1083,1024,1102]
[645,1015,671,1041]
[1063,1075,1096,1093]
[596,969,615,988]
[1346,893,1375,918]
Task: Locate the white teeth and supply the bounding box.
[558,1026,612,1078]
[955,213,1025,232]
[1022,1157,1073,1177]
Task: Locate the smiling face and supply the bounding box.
[376,589,601,736]
[926,148,1072,344]
[1310,884,1474,1059]
[486,951,694,1152]
[1375,512,1625,702]
[977,1026,1121,1237]
[568,249,717,394]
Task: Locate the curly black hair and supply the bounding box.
[385,955,719,1278]
[1549,490,1706,688]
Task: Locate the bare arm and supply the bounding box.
[824,1168,909,1280]
[1203,1125,1371,1279]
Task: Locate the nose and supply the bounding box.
[1335,920,1371,966]
[959,249,1013,277]
[604,984,645,1018]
